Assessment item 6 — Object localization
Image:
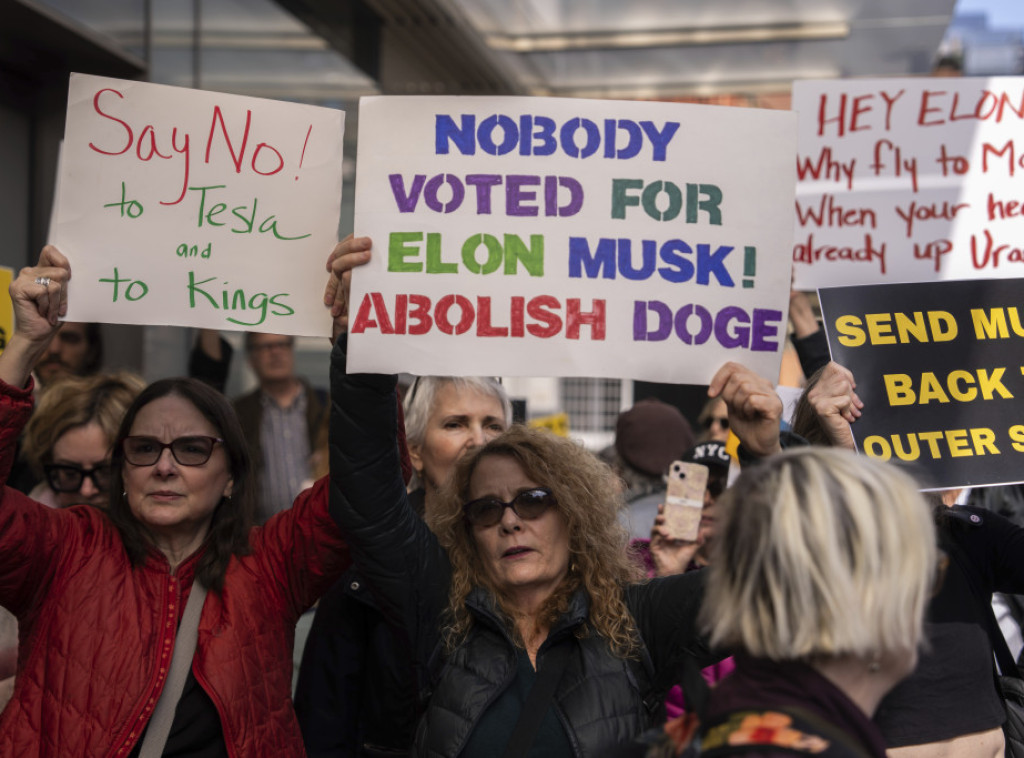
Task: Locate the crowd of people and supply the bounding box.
[0,234,1015,758]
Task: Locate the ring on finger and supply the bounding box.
[34,276,51,287]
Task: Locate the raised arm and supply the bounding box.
[0,246,71,389]
[325,236,450,641]
[0,247,75,613]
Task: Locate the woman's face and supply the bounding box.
[411,383,506,493]
[122,395,233,543]
[50,421,111,509]
[702,398,730,443]
[469,455,570,610]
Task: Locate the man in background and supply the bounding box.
[34,322,102,388]
[233,333,327,522]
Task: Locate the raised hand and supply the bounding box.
[806,362,862,451]
[0,246,72,388]
[323,235,372,342]
[708,362,783,457]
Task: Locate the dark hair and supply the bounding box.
[107,377,256,592]
[82,323,103,375]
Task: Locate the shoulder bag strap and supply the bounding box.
[138,580,209,758]
[501,642,571,758]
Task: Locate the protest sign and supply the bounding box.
[348,96,797,382]
[819,278,1024,490]
[793,77,1024,289]
[54,73,344,336]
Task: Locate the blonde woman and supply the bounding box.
[696,448,937,757]
[21,372,145,508]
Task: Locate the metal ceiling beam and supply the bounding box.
[272,0,523,94]
[486,21,851,53]
[0,0,146,81]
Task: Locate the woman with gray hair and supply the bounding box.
[689,447,937,757]
[403,375,513,515]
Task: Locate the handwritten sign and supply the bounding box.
[55,73,344,336]
[348,96,797,382]
[793,77,1024,289]
[819,278,1024,490]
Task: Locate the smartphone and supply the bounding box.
[663,461,709,542]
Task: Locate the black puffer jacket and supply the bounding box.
[328,338,714,757]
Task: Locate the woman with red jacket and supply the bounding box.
[0,246,351,757]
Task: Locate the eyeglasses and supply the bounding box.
[702,416,729,431]
[463,487,556,527]
[44,463,112,493]
[123,436,224,466]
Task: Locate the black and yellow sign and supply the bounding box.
[820,278,1024,490]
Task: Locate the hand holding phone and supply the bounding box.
[662,460,709,542]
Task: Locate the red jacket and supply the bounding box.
[0,380,350,757]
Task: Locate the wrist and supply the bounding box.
[0,334,48,389]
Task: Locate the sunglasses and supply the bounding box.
[702,416,729,431]
[123,436,224,467]
[463,487,556,527]
[44,463,112,493]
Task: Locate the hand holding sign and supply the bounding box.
[0,246,71,388]
[325,235,372,342]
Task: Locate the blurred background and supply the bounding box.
[1,0,1020,446]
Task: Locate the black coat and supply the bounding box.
[328,337,715,758]
[295,566,419,757]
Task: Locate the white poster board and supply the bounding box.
[55,73,344,336]
[793,76,1024,289]
[350,96,797,383]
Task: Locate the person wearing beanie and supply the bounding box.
[612,398,695,539]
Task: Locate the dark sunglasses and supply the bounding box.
[702,416,729,430]
[123,436,224,467]
[463,487,556,527]
[44,463,112,493]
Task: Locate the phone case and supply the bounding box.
[663,461,709,542]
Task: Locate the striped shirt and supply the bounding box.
[258,389,311,521]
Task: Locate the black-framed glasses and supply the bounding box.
[702,416,729,431]
[123,436,224,466]
[463,487,556,527]
[44,463,112,493]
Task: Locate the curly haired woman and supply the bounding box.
[325,235,784,757]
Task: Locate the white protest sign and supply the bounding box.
[793,77,1024,289]
[55,73,344,336]
[349,96,797,383]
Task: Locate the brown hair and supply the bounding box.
[22,372,146,476]
[428,425,643,656]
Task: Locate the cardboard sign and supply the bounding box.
[819,278,1024,490]
[349,96,797,382]
[54,73,344,336]
[793,77,1024,289]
